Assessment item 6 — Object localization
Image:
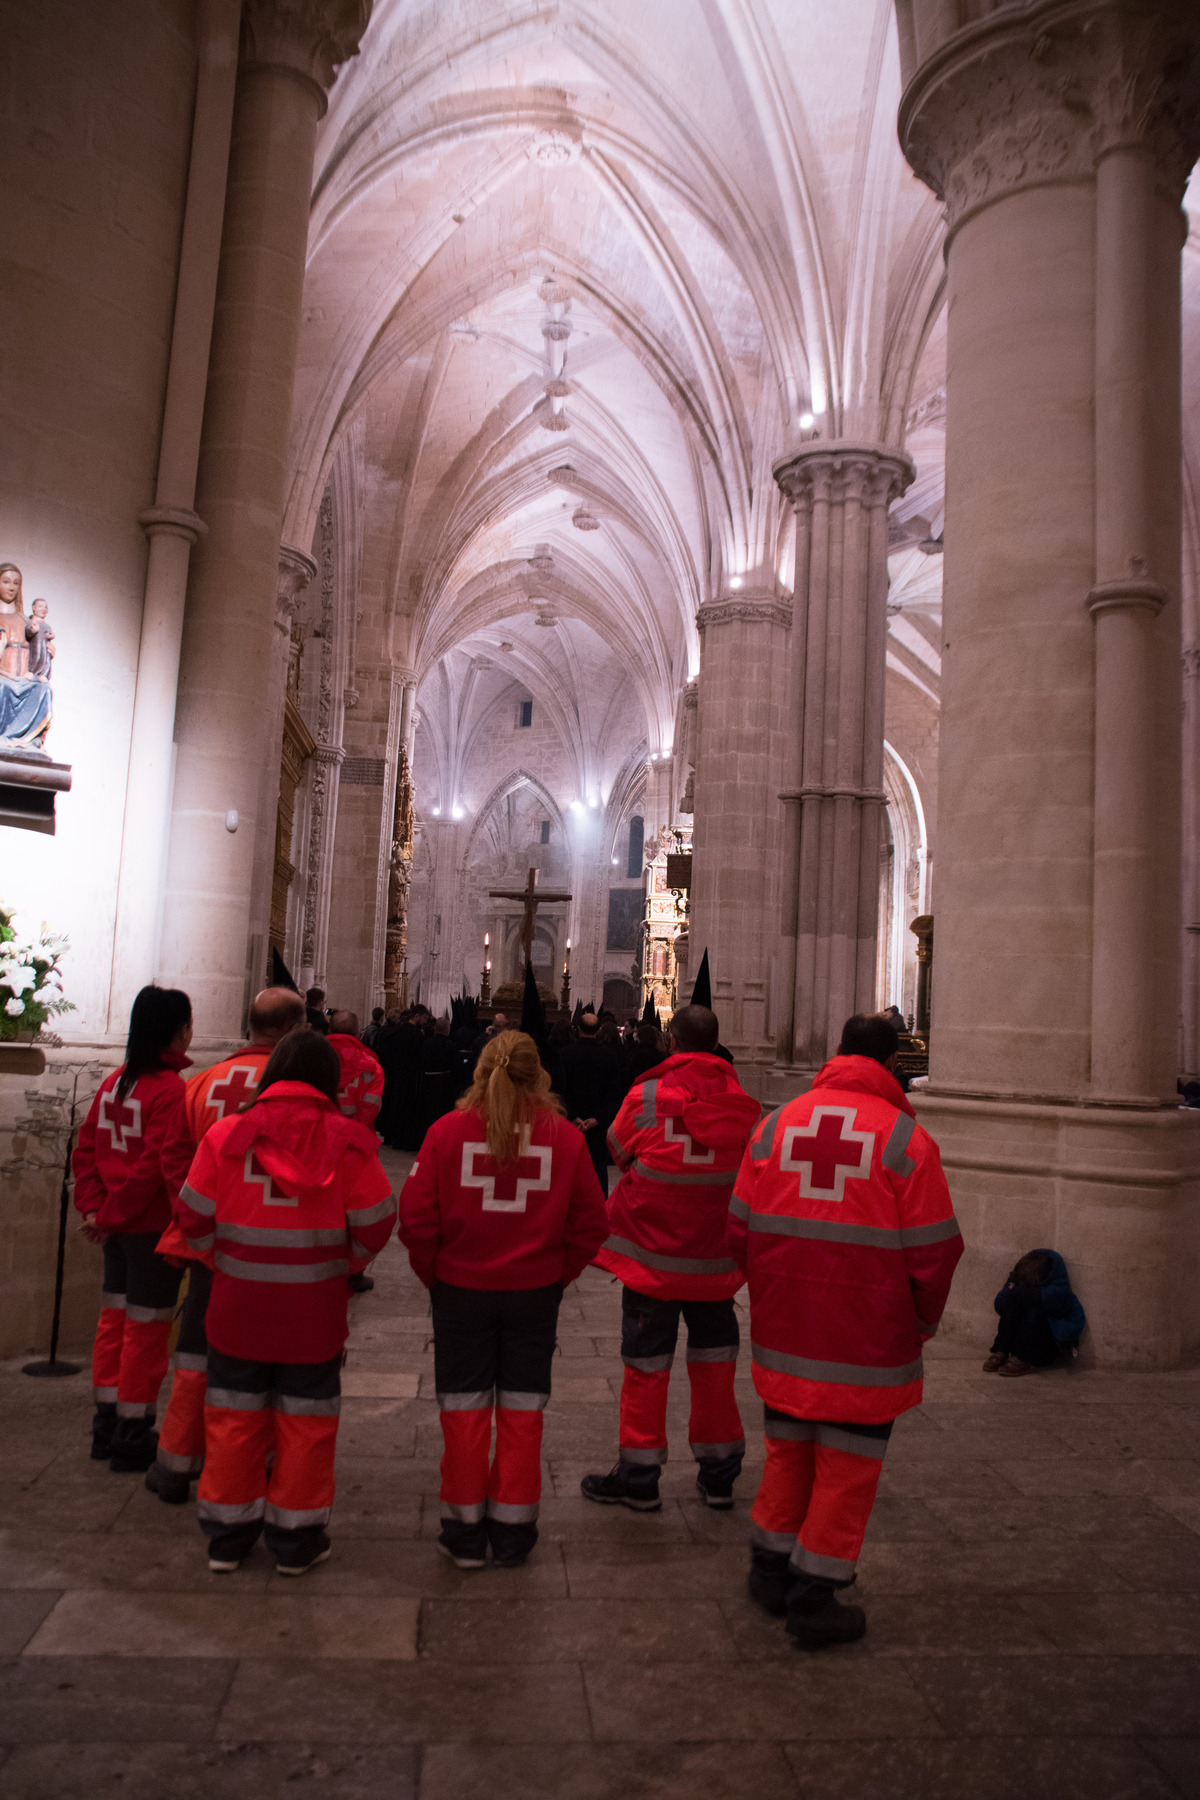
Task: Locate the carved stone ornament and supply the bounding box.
[1183,645,1200,677]
[773,441,915,514]
[899,0,1200,232]
[241,0,372,103]
[276,543,317,624]
[696,596,792,632]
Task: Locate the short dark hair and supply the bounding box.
[305,986,325,1007]
[838,1012,899,1066]
[118,985,192,1100]
[371,1008,384,1022]
[669,1004,719,1053]
[256,1027,341,1104]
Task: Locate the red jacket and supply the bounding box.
[72,1054,194,1235]
[185,1046,272,1142]
[328,1033,384,1129]
[397,1104,608,1291]
[175,1080,396,1362]
[728,1055,963,1424]
[596,1052,762,1300]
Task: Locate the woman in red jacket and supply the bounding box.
[398,1030,608,1569]
[73,985,194,1471]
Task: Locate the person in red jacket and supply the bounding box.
[175,1029,395,1574]
[73,985,194,1471]
[398,1030,608,1569]
[729,1012,963,1649]
[328,1009,386,1295]
[144,986,307,1505]
[581,1004,762,1512]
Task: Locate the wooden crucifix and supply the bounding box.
[489,867,572,971]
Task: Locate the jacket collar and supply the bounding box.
[255,1080,338,1110]
[812,1054,913,1117]
[161,1048,193,1072]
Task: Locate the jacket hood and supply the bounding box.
[328,1033,379,1070]
[650,1052,762,1155]
[812,1055,913,1118]
[220,1079,365,1196]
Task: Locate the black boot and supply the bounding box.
[580,1462,662,1512]
[145,1459,192,1504]
[487,1514,538,1568]
[785,1575,866,1649]
[90,1403,117,1461]
[695,1450,743,1510]
[747,1546,795,1617]
[436,1518,488,1569]
[109,1417,159,1473]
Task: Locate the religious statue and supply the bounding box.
[489,867,572,971]
[0,564,54,748]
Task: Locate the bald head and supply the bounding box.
[579,1012,600,1037]
[330,1010,359,1036]
[248,987,306,1045]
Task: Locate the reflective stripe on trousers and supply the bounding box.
[750,1410,892,1582]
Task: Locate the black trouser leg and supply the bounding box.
[991,1297,1061,1366]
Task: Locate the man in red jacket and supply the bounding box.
[581,1005,761,1512]
[146,987,306,1504]
[729,1012,963,1648]
[175,1032,395,1574]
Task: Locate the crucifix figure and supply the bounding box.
[489,867,572,971]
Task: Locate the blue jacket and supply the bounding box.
[994,1248,1086,1347]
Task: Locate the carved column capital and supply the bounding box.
[696,594,792,633]
[276,543,317,624]
[138,505,208,545]
[772,441,915,513]
[241,0,371,111]
[899,0,1200,233]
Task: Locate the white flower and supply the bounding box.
[38,976,62,995]
[3,966,35,994]
[4,997,25,1016]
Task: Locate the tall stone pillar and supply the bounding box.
[898,0,1200,1363]
[689,592,790,1064]
[159,0,369,1041]
[769,445,913,1079]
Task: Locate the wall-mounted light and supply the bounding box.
[432,806,441,817]
[569,799,584,815]
[799,411,814,429]
[451,803,465,820]
[730,576,743,591]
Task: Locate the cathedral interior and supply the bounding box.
[3,1,1200,1793]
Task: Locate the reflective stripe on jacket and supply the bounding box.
[596,1052,761,1300]
[176,1079,395,1362]
[728,1055,963,1423]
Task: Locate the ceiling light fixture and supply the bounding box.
[799,411,814,429]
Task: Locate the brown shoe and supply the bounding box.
[997,1357,1033,1377]
[982,1353,1009,1372]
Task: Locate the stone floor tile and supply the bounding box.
[1141,1736,1200,1796]
[0,1740,419,1799]
[905,1652,1200,1737]
[0,1528,273,1593]
[324,1491,424,1539]
[217,1658,591,1743]
[424,1495,696,1542]
[781,1737,1179,1800]
[0,1480,136,1534]
[582,1658,944,1742]
[563,1542,747,1599]
[854,1533,1135,1596]
[988,1457,1200,1499]
[420,1596,738,1662]
[292,1536,569,1597]
[1014,1589,1200,1654]
[1154,1497,1200,1535]
[0,1653,232,1742]
[0,1590,61,1653]
[922,1494,1188,1542]
[877,1459,1020,1498]
[23,1590,420,1661]
[419,1740,801,1800]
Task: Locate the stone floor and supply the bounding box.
[2,1147,1200,1797]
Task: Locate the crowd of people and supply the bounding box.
[73,976,985,1645]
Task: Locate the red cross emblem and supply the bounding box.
[461,1129,552,1214]
[206,1061,262,1122]
[780,1106,874,1203]
[242,1148,299,1207]
[98,1088,142,1153]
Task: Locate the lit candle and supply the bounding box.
[486,958,491,972]
[484,931,490,949]
[565,938,572,969]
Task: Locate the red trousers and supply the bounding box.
[92,1233,180,1417]
[439,1401,543,1525]
[618,1287,744,1469]
[196,1348,341,1559]
[156,1263,211,1476]
[750,1409,892,1582]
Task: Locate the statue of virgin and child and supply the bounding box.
[0,563,55,750]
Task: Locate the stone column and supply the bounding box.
[159,0,369,1041]
[107,0,240,1029]
[689,593,790,1065]
[898,0,1200,1364]
[770,445,914,1078]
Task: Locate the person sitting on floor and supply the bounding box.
[983,1249,1086,1376]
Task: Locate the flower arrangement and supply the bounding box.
[0,905,74,1042]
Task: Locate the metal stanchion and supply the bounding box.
[23,1067,86,1377]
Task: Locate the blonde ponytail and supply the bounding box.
[457,1029,562,1163]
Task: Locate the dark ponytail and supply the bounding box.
[117,985,192,1100]
[255,1027,341,1105]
